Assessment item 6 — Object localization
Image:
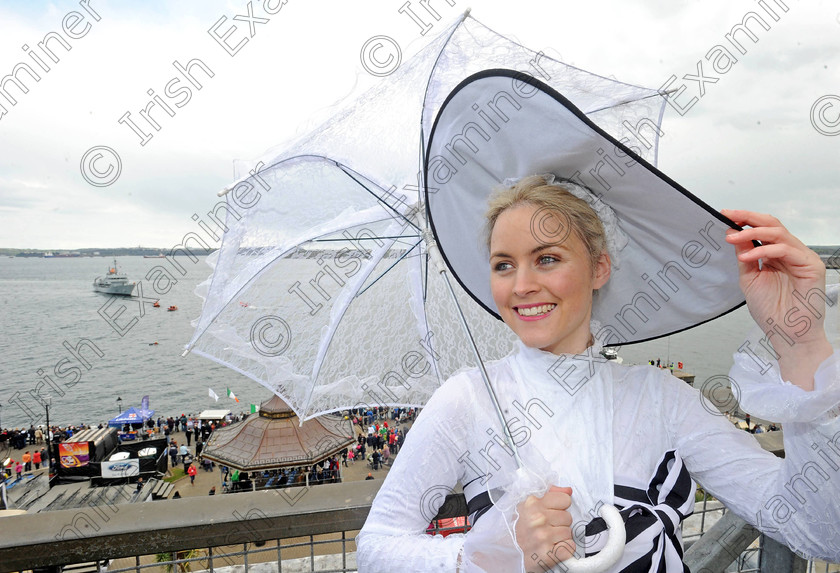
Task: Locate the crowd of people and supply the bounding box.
[1,407,417,491]
[133,413,248,444]
[1,424,73,450]
[0,411,251,481]
[2,425,63,479]
[353,406,416,428]
[2,447,48,481]
[348,421,407,471]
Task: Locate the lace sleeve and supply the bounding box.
[663,284,840,562]
[734,283,840,423]
[356,373,475,572]
[356,365,544,572]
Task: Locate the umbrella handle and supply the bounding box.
[557,504,625,573]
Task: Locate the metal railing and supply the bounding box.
[0,480,374,573]
[1,438,837,573]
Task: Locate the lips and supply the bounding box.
[515,303,556,318]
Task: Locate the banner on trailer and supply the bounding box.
[102,459,140,478]
[59,442,90,468]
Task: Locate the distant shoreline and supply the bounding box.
[3,247,839,268]
[2,249,183,258]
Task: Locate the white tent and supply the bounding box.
[198,409,231,421]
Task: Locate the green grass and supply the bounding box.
[165,468,185,483]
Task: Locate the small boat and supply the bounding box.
[600,347,623,364]
[93,258,136,296]
[143,253,166,259]
[167,305,178,312]
[153,301,160,308]
[601,347,619,360]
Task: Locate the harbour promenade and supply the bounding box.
[2,416,838,572]
[1,415,410,572]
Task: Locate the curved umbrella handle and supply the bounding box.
[558,504,626,573]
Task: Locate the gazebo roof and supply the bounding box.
[200,395,355,471]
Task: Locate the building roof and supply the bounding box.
[200,395,355,471]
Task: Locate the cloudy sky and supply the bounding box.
[0,0,838,249]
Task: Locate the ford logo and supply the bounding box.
[107,462,133,471]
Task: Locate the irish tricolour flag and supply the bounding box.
[227,388,239,403]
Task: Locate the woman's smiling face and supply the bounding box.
[489,203,610,355]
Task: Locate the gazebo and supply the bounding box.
[108,407,155,440]
[200,394,355,489]
[108,407,154,428]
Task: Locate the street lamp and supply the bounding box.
[44,395,51,473]
[117,397,123,414]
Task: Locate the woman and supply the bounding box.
[356,176,839,571]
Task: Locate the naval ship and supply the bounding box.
[93,258,136,296]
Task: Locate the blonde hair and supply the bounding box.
[485,175,607,271]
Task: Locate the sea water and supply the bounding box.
[0,255,836,429]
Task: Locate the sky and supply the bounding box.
[0,0,838,249]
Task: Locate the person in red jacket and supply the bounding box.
[187,463,197,486]
[32,450,42,470]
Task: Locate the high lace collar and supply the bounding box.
[512,320,606,366]
[509,320,610,395]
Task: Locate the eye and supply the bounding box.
[493,261,512,272]
[538,254,559,265]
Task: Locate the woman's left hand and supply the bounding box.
[722,209,832,390]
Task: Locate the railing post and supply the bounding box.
[277,539,282,573]
[684,511,760,572]
[342,530,347,572]
[759,535,808,573]
[310,534,315,570]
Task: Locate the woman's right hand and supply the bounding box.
[515,486,575,571]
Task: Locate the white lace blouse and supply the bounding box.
[356,287,840,572]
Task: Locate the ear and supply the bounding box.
[593,251,611,290]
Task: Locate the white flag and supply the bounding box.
[209,388,219,402]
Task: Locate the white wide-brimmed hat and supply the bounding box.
[425,70,745,346]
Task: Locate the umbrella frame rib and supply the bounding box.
[436,259,524,470]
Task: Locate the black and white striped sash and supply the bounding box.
[584,450,695,572]
[464,450,695,572]
[466,485,501,525]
